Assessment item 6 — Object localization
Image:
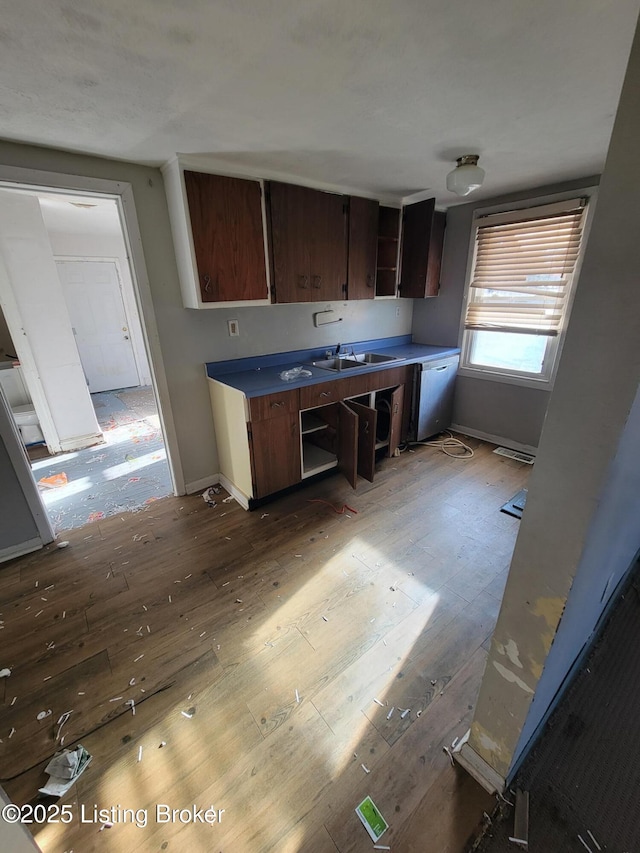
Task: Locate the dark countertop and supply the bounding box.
[206,337,460,398]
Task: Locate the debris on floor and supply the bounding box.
[38,745,92,797]
[307,498,359,515]
[508,789,529,849]
[33,387,171,533]
[37,472,68,489]
[355,795,389,843]
[202,487,218,507]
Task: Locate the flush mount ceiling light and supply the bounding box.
[446,154,485,196]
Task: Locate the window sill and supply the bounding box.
[457,366,554,391]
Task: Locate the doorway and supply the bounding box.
[0,179,178,536]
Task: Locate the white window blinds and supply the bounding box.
[465,198,587,336]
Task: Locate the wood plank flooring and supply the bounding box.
[0,436,528,852]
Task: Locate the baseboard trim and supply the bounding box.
[218,475,250,510]
[453,731,506,795]
[450,424,538,457]
[0,537,43,564]
[59,432,104,452]
[185,474,220,495]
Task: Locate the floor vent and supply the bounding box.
[493,446,535,464]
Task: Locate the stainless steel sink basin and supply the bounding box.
[351,352,403,364]
[309,357,365,371]
[309,352,404,372]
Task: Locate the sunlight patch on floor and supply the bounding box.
[102,448,167,480]
[247,537,441,778]
[40,475,94,505]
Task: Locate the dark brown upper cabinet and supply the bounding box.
[184,171,268,304]
[347,196,379,300]
[376,206,401,297]
[266,181,348,303]
[398,198,446,298]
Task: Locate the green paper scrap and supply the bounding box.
[355,795,388,843]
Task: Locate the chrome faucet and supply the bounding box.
[324,343,342,359]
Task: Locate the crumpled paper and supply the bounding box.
[39,745,92,797]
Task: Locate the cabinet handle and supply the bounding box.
[435,365,448,371]
[312,275,322,289]
[366,274,374,288]
[270,401,285,409]
[298,275,310,289]
[320,391,332,398]
[203,274,212,293]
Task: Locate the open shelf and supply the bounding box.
[302,442,337,477]
[301,412,329,435]
[376,206,401,297]
[375,268,398,297]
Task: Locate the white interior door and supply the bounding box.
[56,260,140,393]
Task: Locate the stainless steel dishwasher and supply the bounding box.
[408,355,459,441]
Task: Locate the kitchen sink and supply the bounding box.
[309,357,366,371]
[309,352,404,372]
[350,352,403,364]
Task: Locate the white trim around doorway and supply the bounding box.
[0,163,185,496]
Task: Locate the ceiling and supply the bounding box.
[2,1,639,206]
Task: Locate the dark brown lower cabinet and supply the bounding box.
[387,384,404,459]
[249,413,301,498]
[345,399,377,482]
[300,381,404,491]
[300,402,359,489]
[210,367,411,508]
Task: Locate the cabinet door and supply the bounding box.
[348,196,378,299]
[388,384,405,457]
[337,402,358,489]
[268,182,347,303]
[399,198,446,298]
[308,188,348,302]
[249,414,301,498]
[267,181,312,303]
[184,171,268,303]
[345,400,377,482]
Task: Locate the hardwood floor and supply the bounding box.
[0,436,528,852]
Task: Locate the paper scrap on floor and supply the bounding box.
[38,745,92,797]
[355,795,388,843]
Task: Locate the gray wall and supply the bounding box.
[0,434,38,553]
[0,141,412,490]
[412,177,599,448]
[514,382,640,762]
[464,16,640,780]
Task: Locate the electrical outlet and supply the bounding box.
[395,306,401,317]
[227,319,240,337]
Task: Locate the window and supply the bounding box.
[461,197,589,384]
